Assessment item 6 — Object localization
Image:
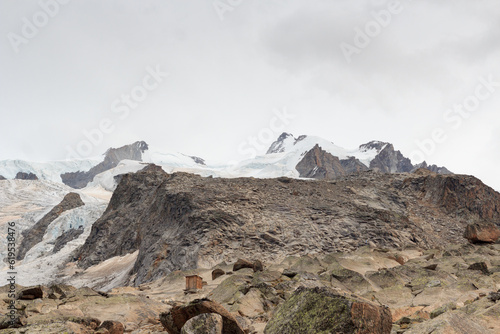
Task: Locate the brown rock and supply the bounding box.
[253,260,264,272]
[18,286,47,300]
[96,320,125,334]
[160,298,244,334]
[212,269,225,280]
[233,259,254,272]
[295,144,346,179]
[464,222,500,244]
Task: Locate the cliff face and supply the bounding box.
[76,166,500,285]
[369,143,414,173]
[296,144,346,179]
[61,141,148,189]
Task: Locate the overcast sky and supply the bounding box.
[1,0,499,189]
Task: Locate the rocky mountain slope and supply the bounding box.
[73,165,500,287]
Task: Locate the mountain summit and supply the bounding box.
[263,133,451,179]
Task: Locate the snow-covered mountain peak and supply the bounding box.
[359,140,389,153]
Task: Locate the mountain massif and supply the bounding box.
[1,134,499,333]
[75,165,498,287]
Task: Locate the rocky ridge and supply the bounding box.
[74,165,500,286]
[17,192,85,260]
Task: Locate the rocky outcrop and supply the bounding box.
[264,286,392,334]
[52,226,85,253]
[464,222,500,243]
[296,144,346,179]
[159,299,244,334]
[189,156,206,166]
[266,132,295,154]
[413,161,452,175]
[75,166,500,285]
[369,143,413,173]
[0,175,6,180]
[212,269,225,280]
[17,193,85,260]
[402,173,500,221]
[232,259,263,272]
[15,172,38,180]
[340,157,369,174]
[61,141,148,189]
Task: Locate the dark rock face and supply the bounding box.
[0,175,6,180]
[296,141,450,181]
[296,144,346,179]
[189,156,206,165]
[61,141,148,189]
[264,286,392,334]
[413,161,452,175]
[359,140,389,152]
[15,172,38,180]
[75,166,500,286]
[266,132,295,154]
[340,157,369,174]
[17,193,85,260]
[369,143,413,173]
[233,259,254,272]
[19,286,47,300]
[159,298,244,334]
[212,269,225,280]
[52,226,85,254]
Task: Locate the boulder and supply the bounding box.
[18,286,48,300]
[96,320,125,334]
[464,222,500,244]
[180,313,223,334]
[212,269,225,280]
[0,175,6,180]
[233,259,254,272]
[264,286,392,334]
[160,298,244,334]
[468,262,489,275]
